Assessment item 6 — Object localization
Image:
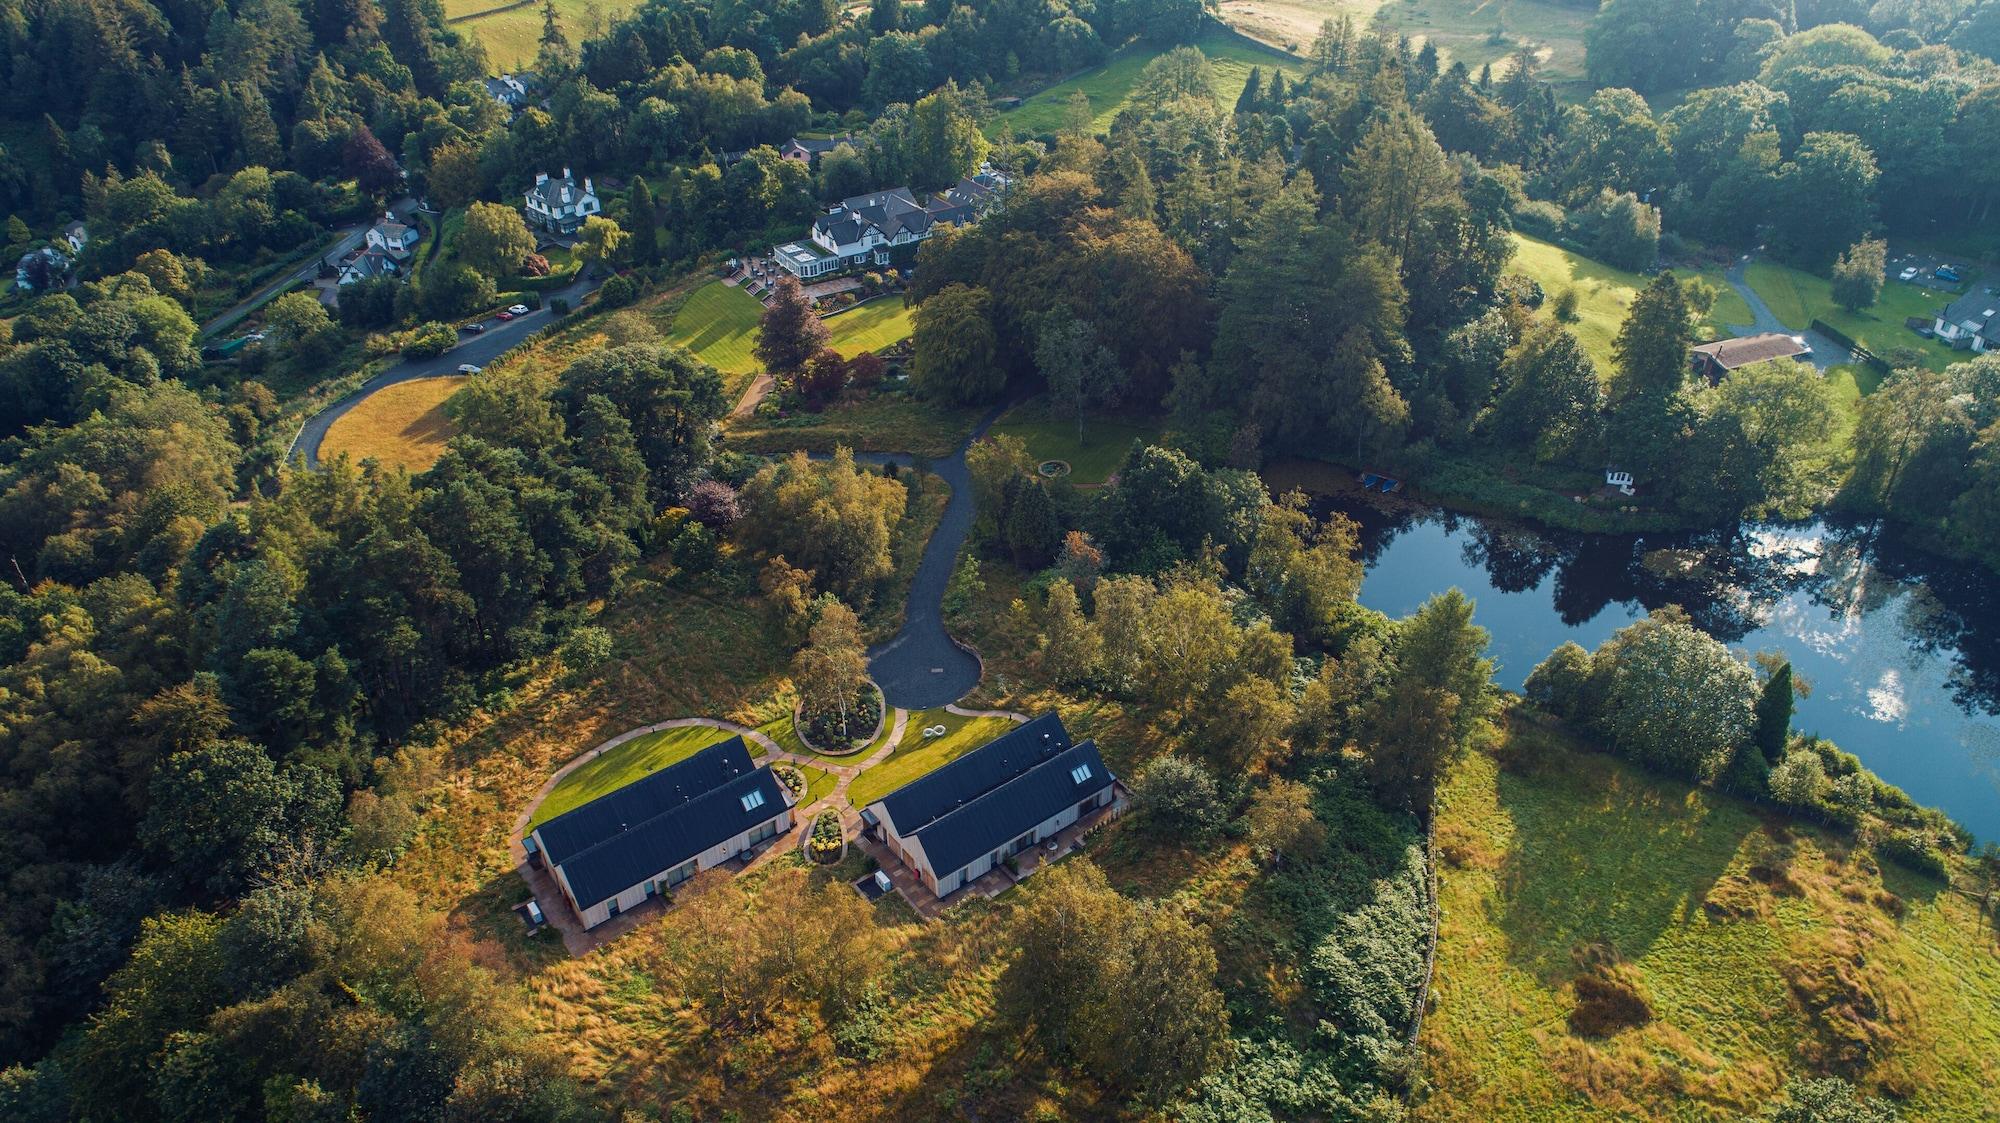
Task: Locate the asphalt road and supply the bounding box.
[204,197,419,340]
[292,270,600,468]
[862,402,1012,710]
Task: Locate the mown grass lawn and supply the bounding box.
[988,404,1163,485]
[826,297,916,356]
[320,376,464,472]
[1418,717,2000,1123]
[527,724,751,832]
[1744,260,1964,371]
[992,26,1302,137]
[846,708,1019,808]
[1507,234,1751,371]
[726,392,986,458]
[666,280,764,377]
[447,0,632,67]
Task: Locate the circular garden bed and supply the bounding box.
[1037,459,1072,479]
[793,681,885,756]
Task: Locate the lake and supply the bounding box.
[1312,488,2000,841]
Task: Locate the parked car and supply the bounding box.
[456,364,483,374]
[507,303,531,316]
[1936,266,1963,282]
[496,310,515,321]
[460,321,485,334]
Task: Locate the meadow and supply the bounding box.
[988,404,1165,485]
[666,282,917,380]
[1506,234,1751,371]
[1417,717,2000,1122]
[1218,0,1594,86]
[1742,261,1967,372]
[446,0,630,69]
[319,375,465,472]
[991,25,1305,137]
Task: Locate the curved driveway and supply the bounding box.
[863,402,1010,710]
[1723,257,1842,371]
[292,272,599,467]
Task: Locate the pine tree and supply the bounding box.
[1754,663,1795,764]
[627,175,659,264]
[1235,67,1263,115]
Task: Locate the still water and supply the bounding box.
[1318,493,2000,840]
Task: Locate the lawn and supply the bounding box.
[320,376,464,472]
[527,724,757,832]
[988,403,1164,485]
[446,0,631,68]
[846,708,1020,809]
[1220,0,1594,86]
[1507,234,1751,372]
[826,297,917,356]
[992,25,1303,137]
[666,280,764,378]
[1743,260,1965,371]
[1418,718,2000,1122]
[726,392,986,458]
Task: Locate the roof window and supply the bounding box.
[1070,764,1093,785]
[741,789,766,812]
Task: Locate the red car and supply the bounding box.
[495,310,515,322]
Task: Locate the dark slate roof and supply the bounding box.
[528,172,589,209]
[1690,332,1808,370]
[873,714,1114,876]
[911,741,1112,878]
[534,737,789,908]
[788,135,856,157]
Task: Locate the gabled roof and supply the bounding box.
[535,737,790,909]
[1689,332,1809,370]
[527,171,593,210]
[787,135,857,157]
[872,714,1114,876]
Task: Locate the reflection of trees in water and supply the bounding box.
[1461,523,1570,593]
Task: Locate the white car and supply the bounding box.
[456,363,483,374]
[507,304,531,316]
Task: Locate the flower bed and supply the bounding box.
[808,808,844,864]
[772,763,806,798]
[795,682,884,755]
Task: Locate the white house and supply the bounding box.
[525,737,794,930]
[524,168,600,236]
[14,245,69,291]
[860,714,1116,899]
[483,72,538,111]
[365,213,421,261]
[1934,291,1998,353]
[60,221,87,254]
[773,166,1009,279]
[337,247,400,285]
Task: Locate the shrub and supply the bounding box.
[809,809,843,861]
[549,297,570,316]
[686,479,741,529]
[1513,199,1566,238]
[402,321,457,358]
[1132,755,1226,841]
[1874,828,1949,880]
[557,626,614,678]
[520,253,551,277]
[1551,287,1580,322]
[1768,749,1828,809]
[600,274,639,307]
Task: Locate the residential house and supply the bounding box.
[524,167,601,236]
[1933,290,1998,353]
[337,248,401,285]
[484,72,538,111]
[780,135,859,164]
[60,221,87,254]
[772,166,1009,280]
[365,213,421,261]
[525,737,795,930]
[859,714,1116,899]
[14,245,69,291]
[1688,332,1812,383]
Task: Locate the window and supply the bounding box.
[1070,763,1093,785]
[665,860,696,888]
[747,821,778,846]
[741,789,766,812]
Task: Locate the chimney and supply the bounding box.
[583,177,594,195]
[562,165,572,181]
[535,171,548,185]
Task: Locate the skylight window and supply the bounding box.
[1070,764,1093,785]
[741,790,766,812]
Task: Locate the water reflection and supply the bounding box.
[1304,486,2000,839]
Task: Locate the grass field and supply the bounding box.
[992,26,1304,137]
[320,376,464,472]
[1220,0,1593,85]
[446,0,630,69]
[1743,261,1965,372]
[527,725,748,832]
[1506,234,1752,371]
[989,404,1164,485]
[825,297,918,356]
[846,708,1020,808]
[1418,718,2000,1122]
[666,281,764,378]
[667,283,917,381]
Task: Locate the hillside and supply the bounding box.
[1419,717,2000,1122]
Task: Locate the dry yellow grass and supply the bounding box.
[322,376,464,472]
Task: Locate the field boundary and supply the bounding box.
[448,0,532,22]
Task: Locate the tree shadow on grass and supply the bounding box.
[398,400,456,449]
[452,870,571,975]
[1493,751,1756,983]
